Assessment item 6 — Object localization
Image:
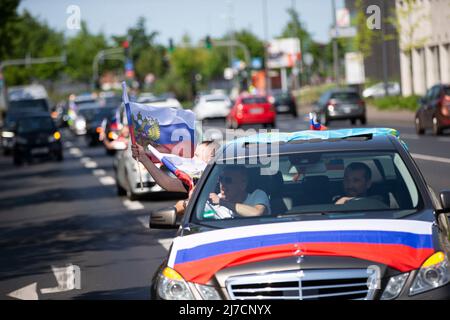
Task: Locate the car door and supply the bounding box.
[429,85,443,120]
[423,86,437,127]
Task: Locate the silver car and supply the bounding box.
[113,144,180,200]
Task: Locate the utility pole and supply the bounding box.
[332,0,340,85]
[381,0,389,96]
[262,0,271,94]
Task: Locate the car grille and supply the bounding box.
[226,269,377,300]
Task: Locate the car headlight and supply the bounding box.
[195,283,222,300]
[410,252,449,296]
[2,131,14,138]
[381,273,409,300]
[157,267,194,300]
[75,118,86,129]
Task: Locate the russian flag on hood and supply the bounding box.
[167,219,435,285]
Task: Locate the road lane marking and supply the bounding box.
[80,157,91,163]
[412,153,450,165]
[8,283,39,300]
[137,216,150,229]
[69,148,82,157]
[64,141,73,148]
[158,238,173,250]
[123,199,145,211]
[400,134,420,140]
[83,161,98,169]
[40,265,81,294]
[99,176,115,186]
[92,169,106,176]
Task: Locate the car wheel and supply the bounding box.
[116,179,127,196]
[350,119,357,125]
[415,117,425,135]
[360,117,367,125]
[56,152,64,162]
[13,155,22,166]
[432,117,442,136]
[3,148,11,156]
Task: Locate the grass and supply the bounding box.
[370,95,420,112]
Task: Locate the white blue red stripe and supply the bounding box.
[168,219,434,284]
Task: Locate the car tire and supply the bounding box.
[56,152,64,162]
[351,119,357,125]
[116,179,127,196]
[13,155,22,166]
[415,117,425,135]
[360,117,367,125]
[432,116,442,136]
[3,148,11,156]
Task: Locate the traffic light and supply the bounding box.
[205,35,212,50]
[168,38,175,53]
[122,40,130,57]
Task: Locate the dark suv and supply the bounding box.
[150,129,450,300]
[415,84,450,135]
[13,113,63,166]
[314,88,367,126]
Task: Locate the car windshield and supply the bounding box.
[191,151,422,228]
[242,97,268,104]
[443,86,450,96]
[17,117,54,133]
[92,107,118,121]
[77,103,101,121]
[330,92,360,101]
[8,99,48,112]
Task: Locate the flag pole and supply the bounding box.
[122,82,144,191]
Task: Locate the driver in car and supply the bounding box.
[208,166,271,218]
[335,162,372,205]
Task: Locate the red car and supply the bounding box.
[226,94,276,129]
[415,84,450,135]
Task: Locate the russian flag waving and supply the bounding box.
[122,82,196,158]
[310,112,328,131]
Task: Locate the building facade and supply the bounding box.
[396,0,450,96]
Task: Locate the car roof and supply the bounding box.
[220,128,401,160]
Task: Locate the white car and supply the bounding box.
[113,144,180,200]
[138,95,182,109]
[193,94,232,120]
[363,82,400,99]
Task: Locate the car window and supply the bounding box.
[242,97,268,104]
[443,86,450,96]
[330,92,360,101]
[17,117,54,133]
[431,86,441,100]
[9,99,49,112]
[191,151,422,227]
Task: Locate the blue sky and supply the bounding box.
[20,0,345,45]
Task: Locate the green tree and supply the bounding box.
[65,21,108,83]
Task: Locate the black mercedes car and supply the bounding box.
[269,89,298,117]
[13,113,63,166]
[149,128,450,300]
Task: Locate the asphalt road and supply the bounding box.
[0,115,449,300]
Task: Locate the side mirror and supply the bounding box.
[149,207,179,229]
[440,190,450,212]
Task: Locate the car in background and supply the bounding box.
[150,129,450,300]
[113,144,183,200]
[415,84,450,136]
[1,111,41,155]
[269,89,298,117]
[314,88,366,125]
[362,82,401,99]
[226,94,276,129]
[70,100,101,136]
[12,112,63,166]
[85,106,120,146]
[138,93,182,109]
[193,94,232,120]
